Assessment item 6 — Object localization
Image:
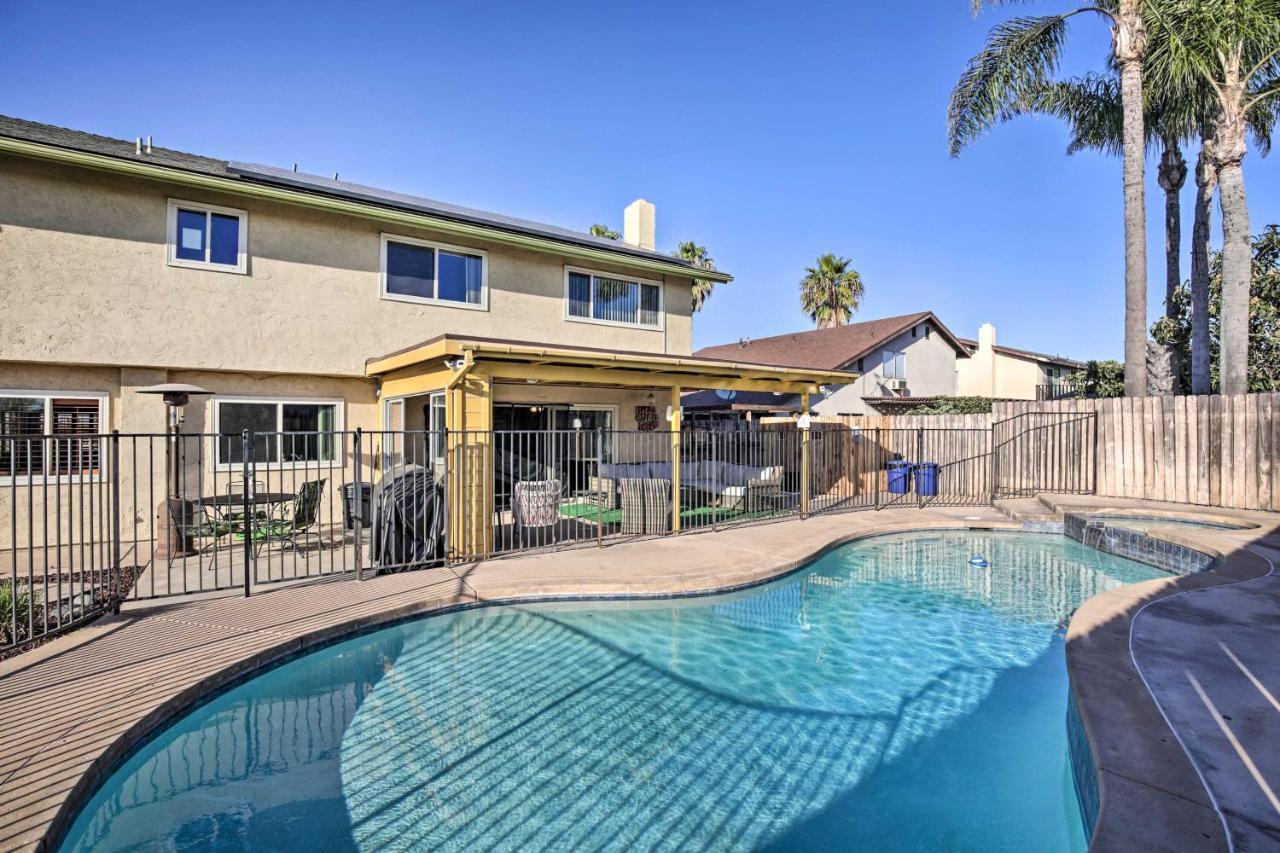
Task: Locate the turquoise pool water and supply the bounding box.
[61,532,1165,852]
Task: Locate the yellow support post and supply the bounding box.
[800,390,811,517]
[671,385,682,533]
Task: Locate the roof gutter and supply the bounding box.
[0,136,733,284]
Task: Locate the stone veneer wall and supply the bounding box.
[1067,691,1099,843]
[1063,514,1218,575]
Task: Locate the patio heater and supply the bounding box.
[138,383,212,558]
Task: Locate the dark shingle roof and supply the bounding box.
[956,337,1084,368]
[694,312,966,371]
[0,115,715,273]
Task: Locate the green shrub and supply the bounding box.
[0,585,33,645]
[906,396,993,415]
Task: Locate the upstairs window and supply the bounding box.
[381,234,487,309]
[882,350,907,380]
[565,268,663,329]
[167,199,247,273]
[0,392,107,479]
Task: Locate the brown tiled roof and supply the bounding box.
[694,312,966,370]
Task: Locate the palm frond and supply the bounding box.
[1019,73,1124,155]
[948,14,1071,156]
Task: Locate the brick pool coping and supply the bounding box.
[0,499,1276,851]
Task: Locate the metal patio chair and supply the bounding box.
[260,478,327,551]
[165,498,227,553]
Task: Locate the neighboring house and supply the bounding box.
[694,312,969,416]
[0,116,853,553]
[956,323,1084,401]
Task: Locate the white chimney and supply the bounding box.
[623,199,655,251]
[978,322,996,351]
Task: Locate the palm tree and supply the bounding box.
[799,254,864,329]
[1022,73,1189,392]
[950,0,1152,396]
[1145,0,1280,393]
[1190,130,1217,393]
[672,241,718,312]
[589,224,620,240]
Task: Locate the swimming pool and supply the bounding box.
[61,531,1165,852]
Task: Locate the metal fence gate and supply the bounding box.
[992,412,1098,499]
[3,413,1097,653]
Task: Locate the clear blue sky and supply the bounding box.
[3,0,1275,360]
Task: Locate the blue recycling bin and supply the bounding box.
[915,462,940,496]
[887,460,913,494]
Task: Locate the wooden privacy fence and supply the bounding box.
[831,393,1278,513]
[992,394,1280,512]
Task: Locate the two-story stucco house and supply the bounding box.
[0,116,854,442]
[0,116,854,559]
[694,312,969,416]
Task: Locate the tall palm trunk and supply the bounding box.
[1190,132,1217,394]
[1116,5,1148,397]
[1157,135,1187,394]
[1211,55,1251,395]
[1216,159,1251,393]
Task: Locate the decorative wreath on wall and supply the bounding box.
[635,405,659,432]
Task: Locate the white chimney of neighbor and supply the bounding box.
[623,199,656,251]
[974,323,998,398]
[978,322,997,351]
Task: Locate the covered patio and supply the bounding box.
[365,335,860,559]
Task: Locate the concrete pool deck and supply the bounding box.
[0,499,1277,851]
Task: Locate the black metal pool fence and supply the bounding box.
[0,412,1095,650]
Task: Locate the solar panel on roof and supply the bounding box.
[226,161,683,264]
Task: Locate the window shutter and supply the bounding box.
[51,399,101,476]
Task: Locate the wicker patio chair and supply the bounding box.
[620,478,671,535]
[513,479,562,546]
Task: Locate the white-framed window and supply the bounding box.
[882,350,907,380]
[212,397,342,467]
[380,233,488,309]
[166,199,248,274]
[428,392,446,462]
[564,267,664,330]
[0,391,108,481]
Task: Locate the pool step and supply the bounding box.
[994,497,1063,529]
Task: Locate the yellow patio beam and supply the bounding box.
[366,340,454,377]
[800,390,811,517]
[378,366,454,400]
[482,362,822,394]
[671,385,682,534]
[445,350,476,390]
[366,338,855,388]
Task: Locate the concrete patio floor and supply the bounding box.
[0,499,1277,852]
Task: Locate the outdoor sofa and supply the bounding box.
[591,461,784,511]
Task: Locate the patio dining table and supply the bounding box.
[199,491,298,536]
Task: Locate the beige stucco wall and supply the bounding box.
[812,324,960,416]
[956,349,1064,400]
[0,155,696,377]
[0,360,377,549]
